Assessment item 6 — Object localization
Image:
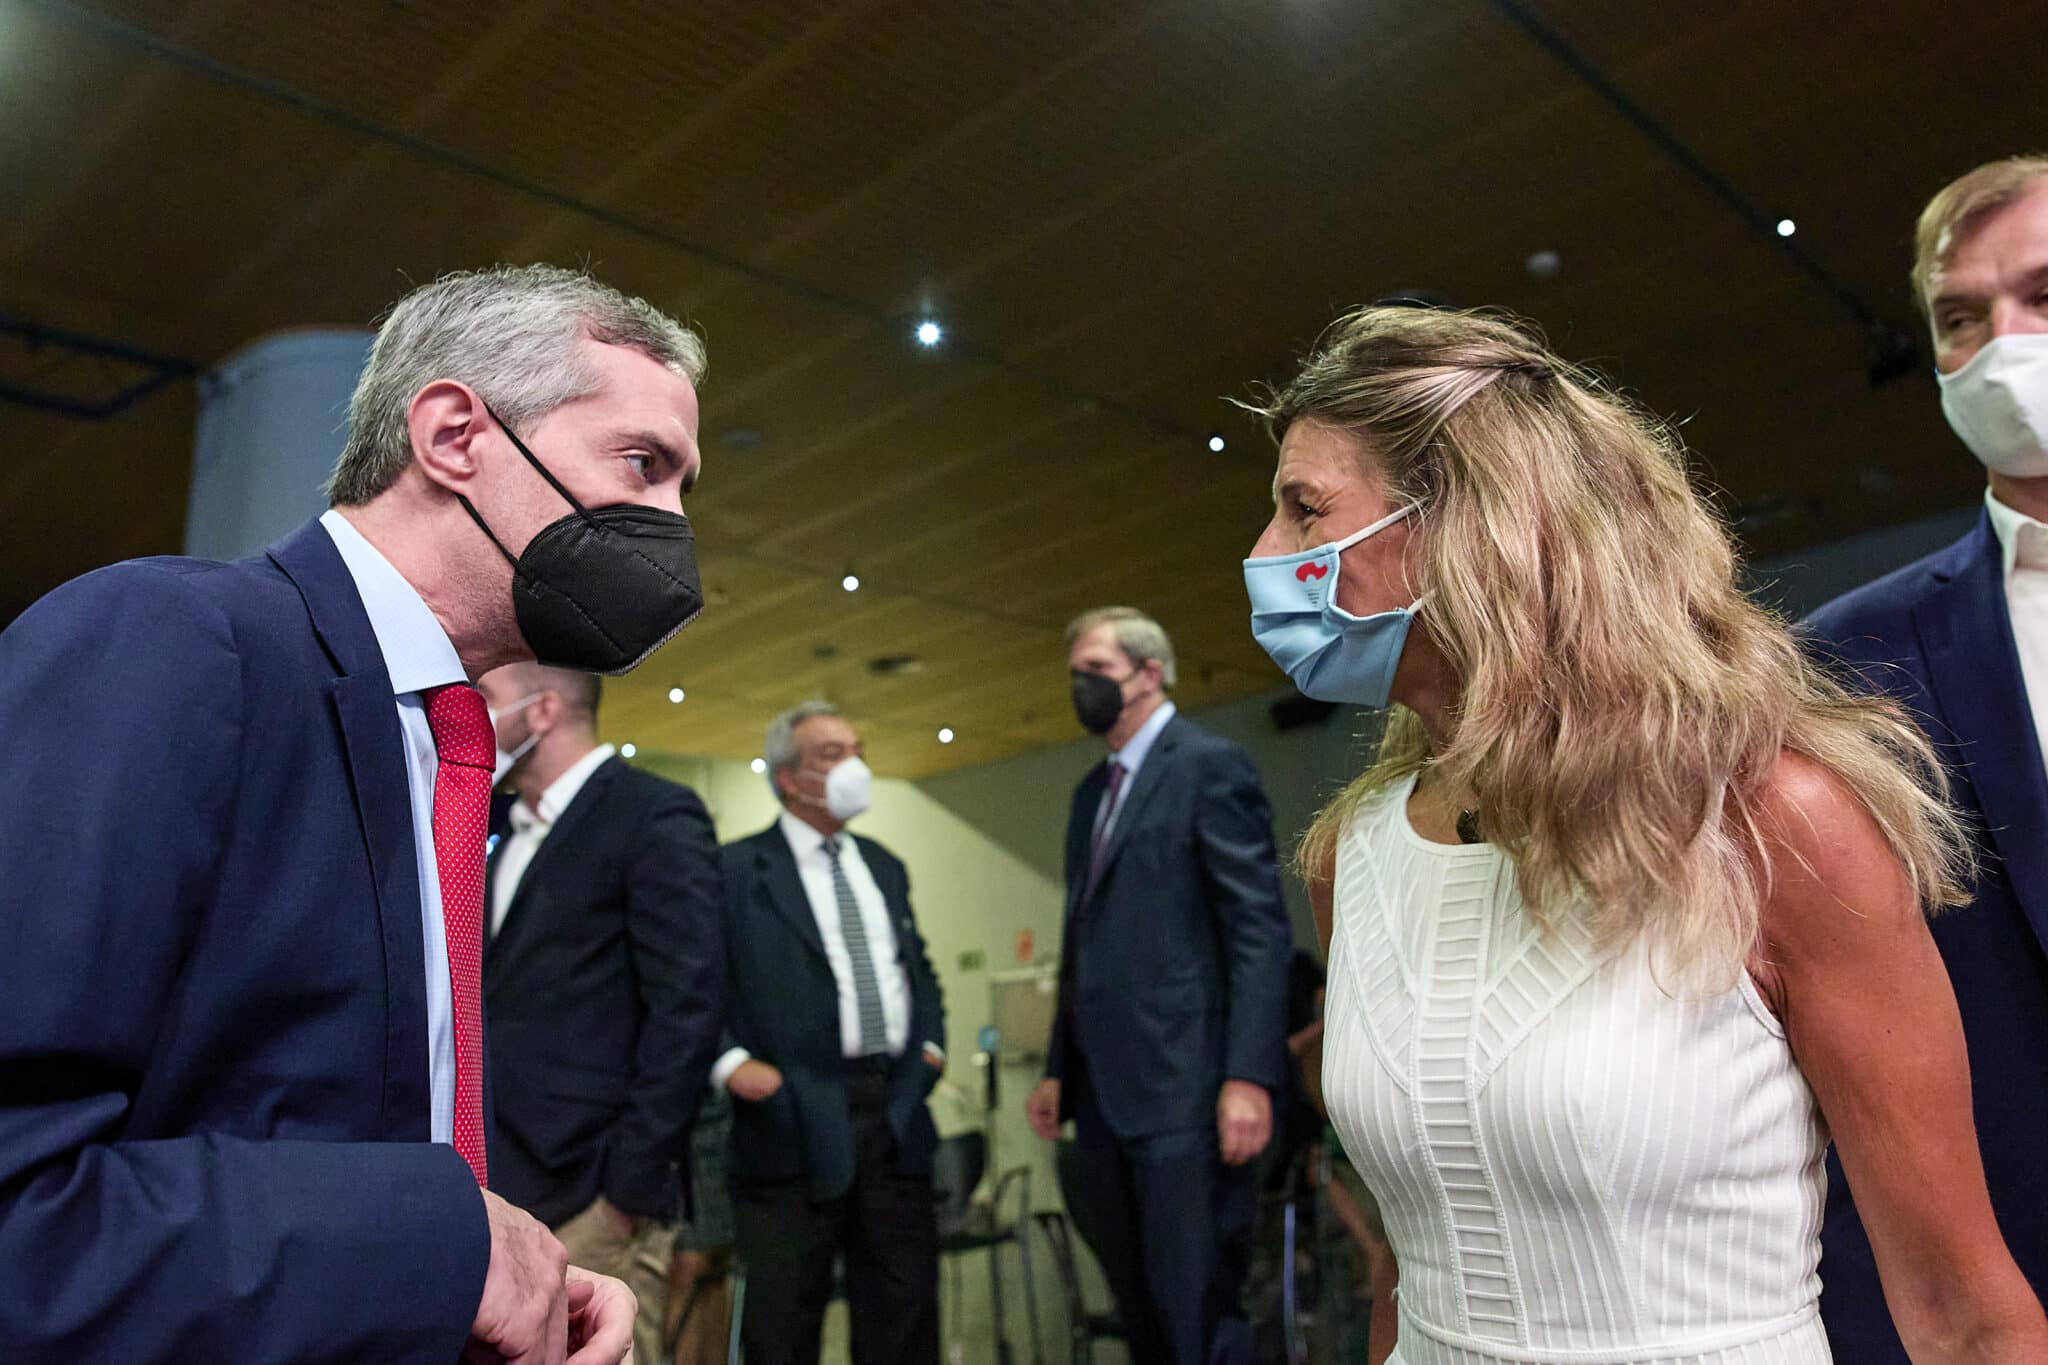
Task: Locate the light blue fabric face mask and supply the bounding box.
[1243,503,1422,707]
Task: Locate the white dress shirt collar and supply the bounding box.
[778,808,844,861]
[319,509,466,695]
[1986,488,2048,580]
[1110,698,1177,777]
[510,743,617,834]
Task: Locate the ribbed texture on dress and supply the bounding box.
[1324,777,1832,1365]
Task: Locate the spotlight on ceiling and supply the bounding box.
[750,757,767,774]
[842,573,861,592]
[914,320,943,347]
[937,727,955,744]
[1207,433,1226,453]
[667,687,686,704]
[1776,218,1796,238]
[620,743,638,758]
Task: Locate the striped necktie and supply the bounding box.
[823,835,889,1057]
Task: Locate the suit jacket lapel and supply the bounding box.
[1065,764,1108,913]
[267,519,431,1136]
[489,756,622,966]
[1082,717,1182,906]
[756,828,830,964]
[1914,516,2048,955]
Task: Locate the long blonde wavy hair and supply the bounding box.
[1258,307,1969,984]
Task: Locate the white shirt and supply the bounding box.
[489,743,617,938]
[319,509,466,1145]
[1094,699,1177,846]
[709,812,937,1091]
[1986,490,2048,779]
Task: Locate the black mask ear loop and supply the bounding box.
[479,399,603,528]
[453,398,601,573]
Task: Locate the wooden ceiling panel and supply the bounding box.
[4,0,2035,774]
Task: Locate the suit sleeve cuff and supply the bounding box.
[709,1047,751,1093]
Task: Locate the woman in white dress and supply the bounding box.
[1239,306,2046,1364]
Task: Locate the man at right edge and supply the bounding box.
[1805,156,2048,1361]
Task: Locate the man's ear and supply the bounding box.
[407,380,492,498]
[526,690,562,737]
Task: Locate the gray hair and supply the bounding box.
[764,701,844,796]
[327,264,707,505]
[1065,606,1177,688]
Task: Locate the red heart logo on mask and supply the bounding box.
[1296,561,1329,582]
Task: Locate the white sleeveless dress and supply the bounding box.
[1322,775,1833,1364]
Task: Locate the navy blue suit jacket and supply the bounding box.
[719,824,946,1202]
[0,520,487,1362]
[1804,511,2048,1362]
[1046,714,1293,1138]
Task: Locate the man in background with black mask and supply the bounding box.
[479,661,725,1365]
[714,701,947,1365]
[0,264,702,1363]
[1804,155,2048,1364]
[1027,606,1292,1365]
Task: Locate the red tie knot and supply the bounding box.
[423,684,495,770]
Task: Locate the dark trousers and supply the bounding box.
[1068,1069,1255,1365]
[733,1063,939,1365]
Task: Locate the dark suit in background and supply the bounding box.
[0,522,485,1362]
[720,819,946,1365]
[1805,510,2048,1363]
[1047,711,1293,1365]
[485,752,726,1227]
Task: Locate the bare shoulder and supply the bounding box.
[1751,750,1922,963]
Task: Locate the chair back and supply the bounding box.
[931,1131,988,1236]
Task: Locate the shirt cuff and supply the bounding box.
[709,1047,752,1093]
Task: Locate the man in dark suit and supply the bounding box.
[1804,156,2048,1362]
[479,661,727,1363]
[714,701,947,1365]
[0,264,707,1362]
[1027,607,1293,1365]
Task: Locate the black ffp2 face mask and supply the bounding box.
[1070,668,1129,735]
[457,402,705,676]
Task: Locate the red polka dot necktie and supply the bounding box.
[423,683,492,1185]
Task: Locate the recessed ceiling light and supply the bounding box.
[937,727,955,744]
[1207,433,1226,453]
[620,743,638,758]
[1776,218,1796,238]
[842,574,861,592]
[914,320,943,347]
[667,687,686,704]
[1525,248,1562,279]
[750,757,767,774]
